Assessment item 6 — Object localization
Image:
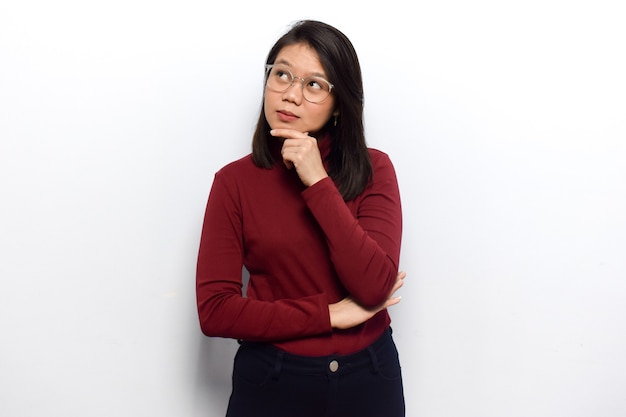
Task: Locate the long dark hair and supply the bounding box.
[251,20,371,201]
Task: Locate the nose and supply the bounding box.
[282,78,304,104]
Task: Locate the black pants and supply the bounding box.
[226,328,405,417]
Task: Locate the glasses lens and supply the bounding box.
[266,65,293,92]
[302,76,332,103]
[266,65,332,103]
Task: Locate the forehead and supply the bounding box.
[274,43,327,76]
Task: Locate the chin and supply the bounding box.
[272,121,304,132]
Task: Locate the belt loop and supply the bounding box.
[272,350,285,380]
[367,345,380,374]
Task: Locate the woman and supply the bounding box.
[196,20,405,417]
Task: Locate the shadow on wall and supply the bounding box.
[192,267,251,415]
[193,335,239,414]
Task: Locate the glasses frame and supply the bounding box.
[264,64,334,104]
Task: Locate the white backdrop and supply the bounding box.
[1,1,625,416]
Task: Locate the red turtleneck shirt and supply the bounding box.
[196,139,402,356]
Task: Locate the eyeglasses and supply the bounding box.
[265,64,334,104]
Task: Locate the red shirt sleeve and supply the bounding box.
[301,150,402,308]
[196,168,332,342]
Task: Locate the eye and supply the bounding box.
[271,67,292,84]
[306,78,329,91]
[306,79,323,90]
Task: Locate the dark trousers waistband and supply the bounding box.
[239,328,394,377]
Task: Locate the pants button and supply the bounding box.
[329,360,339,372]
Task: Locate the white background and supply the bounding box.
[1,1,625,416]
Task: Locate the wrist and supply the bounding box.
[306,173,329,188]
[328,304,336,329]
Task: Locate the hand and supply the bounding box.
[271,128,329,187]
[329,271,406,330]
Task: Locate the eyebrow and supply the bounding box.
[274,58,328,79]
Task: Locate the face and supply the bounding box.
[264,43,336,136]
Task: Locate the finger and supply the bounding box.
[271,129,309,140]
[391,275,405,293]
[384,295,402,309]
[281,140,299,169]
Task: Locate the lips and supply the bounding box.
[277,110,299,122]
